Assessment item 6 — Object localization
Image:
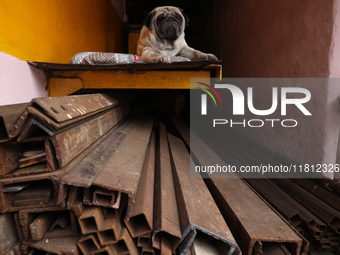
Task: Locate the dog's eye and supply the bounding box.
[157,15,165,22]
[176,14,182,20]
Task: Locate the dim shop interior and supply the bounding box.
[0,1,340,255]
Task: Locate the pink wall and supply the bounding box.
[0,52,47,106]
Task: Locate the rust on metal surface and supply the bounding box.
[0,213,19,254]
[92,115,154,202]
[0,138,58,177]
[8,93,132,139]
[125,131,156,238]
[31,93,130,124]
[264,179,326,231]
[0,169,64,213]
[78,234,101,255]
[0,142,21,175]
[245,178,303,227]
[92,245,115,255]
[19,207,78,242]
[49,104,130,168]
[0,163,48,180]
[112,228,139,255]
[169,115,303,255]
[98,198,125,247]
[190,232,221,255]
[271,178,340,234]
[168,133,241,255]
[29,211,59,240]
[93,187,120,208]
[152,124,181,252]
[23,236,81,255]
[58,115,138,205]
[290,178,340,211]
[97,217,122,246]
[160,234,172,255]
[45,138,59,171]
[18,153,46,169]
[137,233,151,248]
[78,206,105,235]
[0,103,28,142]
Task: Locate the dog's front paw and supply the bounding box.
[199,53,218,60]
[202,53,218,60]
[159,56,173,63]
[172,56,191,62]
[159,56,190,63]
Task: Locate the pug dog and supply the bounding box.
[137,6,217,63]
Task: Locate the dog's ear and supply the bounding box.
[143,10,156,30]
[179,8,189,27]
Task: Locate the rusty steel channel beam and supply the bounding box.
[19,207,78,241]
[0,169,64,213]
[261,179,327,232]
[0,142,22,176]
[152,123,181,252]
[169,115,304,255]
[205,173,303,255]
[58,114,138,205]
[124,131,156,238]
[22,236,81,255]
[8,93,131,139]
[0,137,58,177]
[244,179,303,227]
[270,178,340,234]
[0,102,28,143]
[93,187,121,208]
[0,213,19,254]
[1,103,129,177]
[5,241,21,255]
[168,133,241,255]
[204,125,339,240]
[47,104,130,168]
[92,115,154,211]
[290,178,340,211]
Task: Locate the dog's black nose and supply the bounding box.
[167,18,174,23]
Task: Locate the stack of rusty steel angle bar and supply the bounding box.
[2,94,339,255]
[0,94,241,255]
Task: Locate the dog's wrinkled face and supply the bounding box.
[144,6,188,41]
